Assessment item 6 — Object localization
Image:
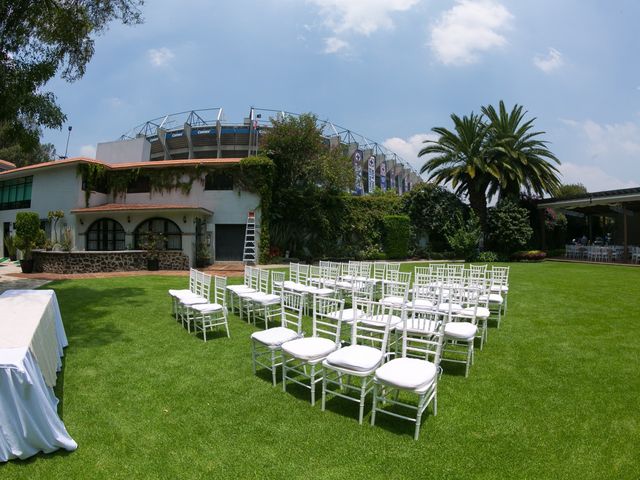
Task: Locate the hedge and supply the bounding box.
[382,215,410,259]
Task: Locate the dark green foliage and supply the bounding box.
[0,123,56,167]
[556,183,588,199]
[261,113,353,192]
[402,182,467,251]
[14,211,44,259]
[487,200,533,255]
[475,250,499,262]
[0,1,143,163]
[269,189,401,261]
[382,215,410,259]
[446,213,482,261]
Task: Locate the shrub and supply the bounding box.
[476,250,499,262]
[487,200,533,255]
[14,211,45,260]
[382,215,410,259]
[546,248,565,258]
[446,213,481,261]
[511,250,547,262]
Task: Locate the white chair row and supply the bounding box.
[168,269,230,341]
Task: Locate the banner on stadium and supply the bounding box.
[379,162,386,192]
[367,155,376,194]
[352,149,364,195]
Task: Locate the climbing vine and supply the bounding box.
[77,156,276,263]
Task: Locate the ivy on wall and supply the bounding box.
[76,156,276,263]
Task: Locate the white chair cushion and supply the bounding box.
[325,345,383,372]
[362,314,403,328]
[380,296,406,306]
[461,306,490,319]
[335,281,353,289]
[438,302,463,313]
[245,292,280,305]
[328,308,364,324]
[313,288,335,296]
[172,291,202,301]
[410,298,434,310]
[180,296,209,306]
[490,285,509,293]
[191,303,224,313]
[251,327,299,347]
[444,321,477,340]
[227,285,256,293]
[480,293,503,304]
[168,289,193,297]
[375,358,437,392]
[282,337,337,361]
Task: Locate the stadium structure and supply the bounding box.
[119,107,422,194]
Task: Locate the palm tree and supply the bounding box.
[482,101,562,201]
[419,112,497,230]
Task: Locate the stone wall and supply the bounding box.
[32,250,190,274]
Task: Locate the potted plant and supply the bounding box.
[196,243,211,268]
[4,234,17,261]
[141,231,165,271]
[14,212,45,273]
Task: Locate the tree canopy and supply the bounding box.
[0,0,143,162]
[419,101,561,232]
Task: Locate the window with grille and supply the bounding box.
[134,217,182,250]
[86,218,126,251]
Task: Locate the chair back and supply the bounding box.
[289,263,300,283]
[313,296,345,345]
[352,279,375,303]
[280,290,305,333]
[373,262,386,281]
[198,272,212,300]
[298,264,310,285]
[351,300,394,353]
[271,271,285,295]
[257,268,270,293]
[400,309,446,367]
[213,275,227,305]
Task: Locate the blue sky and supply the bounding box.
[42,0,640,192]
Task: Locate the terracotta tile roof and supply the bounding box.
[0,156,242,177]
[70,203,214,215]
[0,159,17,169]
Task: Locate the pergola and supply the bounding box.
[537,187,640,260]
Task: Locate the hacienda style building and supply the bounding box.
[0,137,261,269]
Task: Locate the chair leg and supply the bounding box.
[282,355,288,392]
[271,350,277,386]
[370,383,378,426]
[321,375,327,411]
[251,341,256,375]
[358,378,367,425]
[310,365,316,406]
[224,315,230,338]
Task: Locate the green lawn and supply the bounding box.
[3,262,639,479]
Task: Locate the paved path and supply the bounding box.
[0,261,51,293]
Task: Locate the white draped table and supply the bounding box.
[0,289,77,462]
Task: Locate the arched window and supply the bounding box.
[86,218,125,251]
[134,217,182,250]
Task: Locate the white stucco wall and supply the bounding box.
[1,165,261,265]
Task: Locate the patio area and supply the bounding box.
[2,261,638,478]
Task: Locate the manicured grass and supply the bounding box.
[3,262,639,479]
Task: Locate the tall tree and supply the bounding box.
[482,101,562,201]
[418,112,496,229]
[0,0,143,162]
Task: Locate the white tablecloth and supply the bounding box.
[0,289,77,461]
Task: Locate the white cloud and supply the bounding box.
[562,118,640,161]
[558,162,636,192]
[323,36,349,54]
[148,47,175,67]
[104,97,125,108]
[430,0,513,66]
[309,0,420,35]
[383,132,437,174]
[533,47,564,73]
[79,144,97,158]
[309,0,419,54]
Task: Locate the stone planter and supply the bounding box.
[19,259,34,273]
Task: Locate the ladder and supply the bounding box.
[242,211,257,264]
